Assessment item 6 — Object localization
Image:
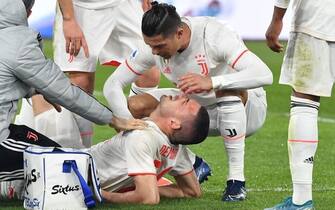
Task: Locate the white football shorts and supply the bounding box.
[53,0,144,72]
[279,32,335,97]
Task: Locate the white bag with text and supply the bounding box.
[23,147,102,210]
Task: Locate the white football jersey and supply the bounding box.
[89,120,192,192]
[275,0,335,41]
[73,0,126,10]
[127,16,248,107]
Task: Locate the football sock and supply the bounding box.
[289,96,319,205]
[218,98,246,182]
[73,114,93,148]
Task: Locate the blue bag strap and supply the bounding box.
[63,160,96,208]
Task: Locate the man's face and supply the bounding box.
[158,95,200,119]
[143,32,181,59]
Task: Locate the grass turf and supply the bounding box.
[2,40,335,210]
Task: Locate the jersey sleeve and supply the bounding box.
[205,20,248,67]
[103,43,156,118]
[275,0,290,8]
[126,42,156,73]
[205,20,273,90]
[125,131,157,176]
[169,146,193,176]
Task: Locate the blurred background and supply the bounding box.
[29,0,292,40]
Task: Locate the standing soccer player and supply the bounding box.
[104,2,273,201]
[265,0,335,209]
[18,0,160,149]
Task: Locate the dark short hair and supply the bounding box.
[170,106,210,145]
[142,1,182,37]
[22,0,35,11]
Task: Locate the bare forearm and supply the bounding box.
[57,0,75,20]
[102,190,143,204]
[102,190,159,205]
[271,6,287,22]
[159,184,185,198]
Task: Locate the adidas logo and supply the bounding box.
[304,156,314,164]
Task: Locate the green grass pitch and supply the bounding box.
[2,40,335,210]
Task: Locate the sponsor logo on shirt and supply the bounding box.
[159,145,178,160]
[195,54,209,75]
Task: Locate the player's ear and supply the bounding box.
[176,27,183,39]
[170,118,181,130]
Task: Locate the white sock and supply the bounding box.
[128,82,158,96]
[73,114,93,148]
[35,109,84,148]
[15,99,35,128]
[289,96,319,205]
[218,98,246,181]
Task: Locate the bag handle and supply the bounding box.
[63,160,96,208]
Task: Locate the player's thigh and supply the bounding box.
[279,32,334,97]
[54,5,116,72]
[245,88,267,137]
[99,0,143,64]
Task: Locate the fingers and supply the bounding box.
[81,36,89,58]
[66,38,70,54]
[267,40,284,53]
[266,33,283,53]
[130,119,148,130]
[66,37,89,58]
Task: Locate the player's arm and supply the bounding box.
[13,33,146,130]
[178,21,273,94]
[265,0,290,52]
[57,0,89,57]
[159,170,201,198]
[103,47,155,118]
[102,175,159,204]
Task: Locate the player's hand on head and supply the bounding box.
[177,73,213,94]
[63,18,89,58]
[265,20,284,53]
[110,116,148,131]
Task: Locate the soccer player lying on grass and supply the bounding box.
[1,94,210,204]
[103,1,273,202]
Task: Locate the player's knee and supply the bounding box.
[128,96,149,119]
[67,71,95,93]
[128,94,158,118]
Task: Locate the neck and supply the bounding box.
[149,112,172,137]
[178,22,191,53]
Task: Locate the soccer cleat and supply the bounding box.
[264,197,314,210]
[222,180,247,202]
[193,156,212,184]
